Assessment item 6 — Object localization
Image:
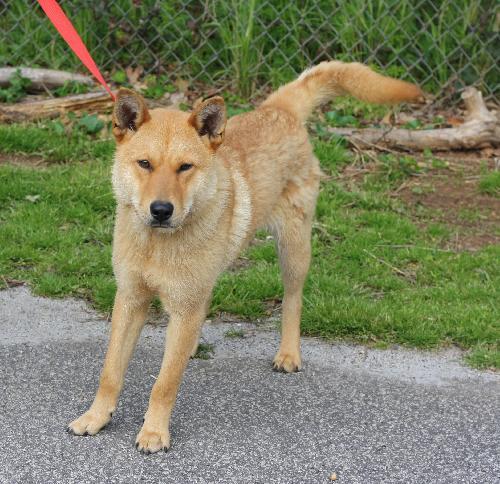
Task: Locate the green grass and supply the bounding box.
[465,345,500,370]
[0,122,498,368]
[479,171,500,197]
[213,0,259,98]
[0,1,497,98]
[0,124,116,310]
[0,121,113,162]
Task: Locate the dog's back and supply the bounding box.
[221,106,313,229]
[220,61,423,231]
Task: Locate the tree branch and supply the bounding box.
[328,88,500,151]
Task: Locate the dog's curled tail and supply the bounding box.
[261,61,424,122]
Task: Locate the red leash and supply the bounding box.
[37,0,115,100]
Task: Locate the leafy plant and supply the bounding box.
[76,114,105,135]
[141,74,176,99]
[325,110,359,127]
[53,81,90,97]
[376,154,420,185]
[0,69,31,103]
[403,119,422,130]
[111,70,128,85]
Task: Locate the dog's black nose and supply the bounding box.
[150,201,174,222]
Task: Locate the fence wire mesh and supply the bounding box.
[0,0,498,102]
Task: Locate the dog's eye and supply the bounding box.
[178,163,193,173]
[137,160,151,170]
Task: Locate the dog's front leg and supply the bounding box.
[68,288,151,435]
[135,304,206,454]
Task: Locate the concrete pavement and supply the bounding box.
[1,287,498,483]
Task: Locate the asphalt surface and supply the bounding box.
[1,286,499,483]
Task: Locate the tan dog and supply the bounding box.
[68,61,422,453]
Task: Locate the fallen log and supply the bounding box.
[0,91,113,123]
[328,88,500,151]
[0,67,93,91]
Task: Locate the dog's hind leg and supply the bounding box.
[269,172,319,373]
[189,299,211,357]
[68,285,152,436]
[190,335,200,358]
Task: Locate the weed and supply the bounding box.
[479,171,500,197]
[111,70,128,85]
[53,81,90,97]
[212,0,259,98]
[372,154,420,186]
[193,343,215,360]
[329,97,388,123]
[422,148,449,170]
[325,111,359,128]
[403,119,422,130]
[0,69,31,103]
[224,328,246,338]
[76,114,105,135]
[141,75,177,99]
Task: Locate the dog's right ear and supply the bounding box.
[112,88,150,142]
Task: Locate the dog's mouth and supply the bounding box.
[150,220,183,232]
[150,221,173,229]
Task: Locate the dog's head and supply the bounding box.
[111,88,226,232]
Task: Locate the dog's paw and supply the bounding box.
[67,409,112,436]
[273,350,302,373]
[135,426,170,454]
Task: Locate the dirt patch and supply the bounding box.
[0,152,47,167]
[339,150,499,251]
[396,156,499,251]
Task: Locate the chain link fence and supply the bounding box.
[0,0,498,102]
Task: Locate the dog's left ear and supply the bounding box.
[189,96,226,149]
